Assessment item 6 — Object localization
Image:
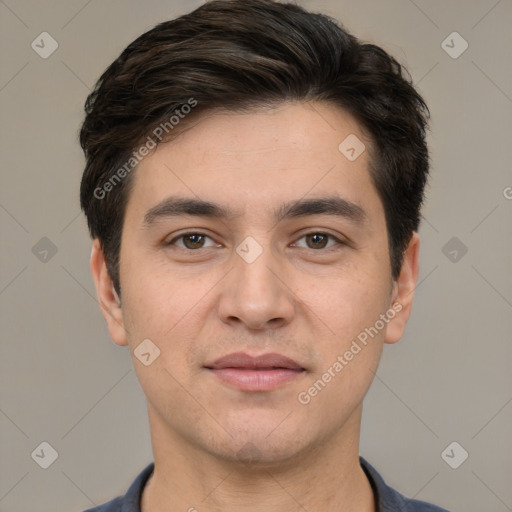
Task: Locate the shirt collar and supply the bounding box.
[121,457,408,512]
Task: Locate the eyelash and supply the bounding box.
[166,231,344,251]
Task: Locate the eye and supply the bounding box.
[293,232,342,250]
[167,232,218,250]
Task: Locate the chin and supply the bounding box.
[199,418,316,470]
[216,438,308,470]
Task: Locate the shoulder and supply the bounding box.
[81,496,122,512]
[399,497,451,511]
[79,462,154,512]
[360,457,451,512]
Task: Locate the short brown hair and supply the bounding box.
[80,0,430,295]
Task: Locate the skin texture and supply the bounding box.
[90,101,419,512]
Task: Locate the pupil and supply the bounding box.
[308,233,327,249]
[185,234,203,249]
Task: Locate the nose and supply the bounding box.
[217,243,295,331]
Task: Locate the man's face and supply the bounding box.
[104,102,410,465]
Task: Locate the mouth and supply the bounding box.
[204,352,306,392]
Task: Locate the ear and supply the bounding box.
[89,239,128,346]
[384,231,420,345]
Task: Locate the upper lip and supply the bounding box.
[205,352,304,370]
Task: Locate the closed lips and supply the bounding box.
[205,352,304,371]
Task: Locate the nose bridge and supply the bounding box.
[237,245,279,295]
[218,237,294,329]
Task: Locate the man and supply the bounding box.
[79,1,449,510]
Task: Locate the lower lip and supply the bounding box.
[207,368,305,391]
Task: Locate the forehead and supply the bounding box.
[126,102,382,221]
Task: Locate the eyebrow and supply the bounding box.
[142,195,368,227]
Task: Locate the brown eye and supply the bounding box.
[293,232,341,250]
[305,233,329,249]
[182,234,205,249]
[167,232,218,250]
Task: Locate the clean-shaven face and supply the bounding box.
[115,102,403,466]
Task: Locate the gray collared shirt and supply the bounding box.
[82,457,450,511]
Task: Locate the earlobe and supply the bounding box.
[384,232,420,345]
[89,239,128,346]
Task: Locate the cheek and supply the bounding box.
[120,261,217,380]
[120,250,199,337]
[297,277,388,414]
[297,267,391,343]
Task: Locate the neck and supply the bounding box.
[141,404,375,512]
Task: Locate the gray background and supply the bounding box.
[1,0,511,511]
